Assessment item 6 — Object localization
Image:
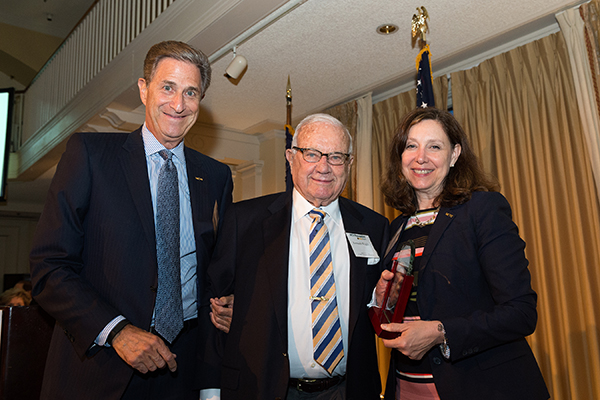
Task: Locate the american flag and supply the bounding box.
[416,44,434,108]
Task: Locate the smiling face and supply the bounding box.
[401,119,461,209]
[286,122,353,207]
[138,57,202,149]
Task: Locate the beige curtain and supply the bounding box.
[370,77,448,394]
[324,100,358,201]
[557,6,600,204]
[355,93,375,208]
[581,0,600,120]
[452,32,600,400]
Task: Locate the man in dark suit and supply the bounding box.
[30,41,232,400]
[208,114,389,399]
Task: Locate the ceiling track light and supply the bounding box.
[225,46,248,80]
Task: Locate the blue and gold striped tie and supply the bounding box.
[308,209,343,375]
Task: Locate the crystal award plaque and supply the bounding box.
[369,240,415,339]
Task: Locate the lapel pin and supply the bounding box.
[445,212,454,218]
[195,177,203,181]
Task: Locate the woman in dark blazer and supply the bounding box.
[376,108,549,400]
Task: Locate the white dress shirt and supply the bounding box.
[287,189,350,378]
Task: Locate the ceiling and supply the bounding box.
[193,0,586,134]
[0,0,95,38]
[0,0,96,88]
[0,0,588,211]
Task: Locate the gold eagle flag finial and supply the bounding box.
[412,6,430,45]
[285,75,293,134]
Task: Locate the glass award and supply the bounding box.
[369,240,415,339]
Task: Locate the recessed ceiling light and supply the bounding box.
[377,24,398,35]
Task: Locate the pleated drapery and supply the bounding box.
[452,32,600,400]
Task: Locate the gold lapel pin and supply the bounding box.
[195,177,203,181]
[445,212,454,218]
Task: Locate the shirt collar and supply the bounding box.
[292,188,342,227]
[141,123,185,161]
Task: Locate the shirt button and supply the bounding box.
[433,357,442,365]
[310,362,316,368]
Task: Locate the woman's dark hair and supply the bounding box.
[381,107,499,215]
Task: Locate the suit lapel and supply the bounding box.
[419,207,457,270]
[184,147,211,248]
[184,146,206,211]
[262,193,293,340]
[120,129,155,251]
[338,198,366,346]
[384,216,409,263]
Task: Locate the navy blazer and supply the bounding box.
[383,191,549,400]
[208,191,389,400]
[30,129,233,400]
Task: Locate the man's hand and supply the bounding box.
[381,320,444,360]
[210,295,234,333]
[112,324,177,373]
[374,270,395,308]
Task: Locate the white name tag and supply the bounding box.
[346,233,380,264]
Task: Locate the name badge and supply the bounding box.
[346,233,379,263]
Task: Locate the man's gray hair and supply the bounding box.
[292,113,353,154]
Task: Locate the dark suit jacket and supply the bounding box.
[383,191,549,400]
[30,129,233,400]
[208,191,389,400]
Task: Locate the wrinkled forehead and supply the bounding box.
[297,122,350,152]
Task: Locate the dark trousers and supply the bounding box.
[121,319,199,400]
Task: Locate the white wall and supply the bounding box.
[259,130,287,196]
[186,123,287,201]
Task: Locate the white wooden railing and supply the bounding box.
[21,0,176,145]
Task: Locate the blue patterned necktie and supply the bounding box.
[308,208,344,375]
[154,150,184,344]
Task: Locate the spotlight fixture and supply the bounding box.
[225,46,248,80]
[376,24,398,35]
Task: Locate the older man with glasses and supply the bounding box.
[207,113,389,400]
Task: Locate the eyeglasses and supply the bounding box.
[292,147,350,166]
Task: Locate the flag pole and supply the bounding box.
[285,76,294,191]
[412,7,434,108]
[286,75,293,127]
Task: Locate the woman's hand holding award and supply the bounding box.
[369,240,415,339]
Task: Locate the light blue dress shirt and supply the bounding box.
[96,125,198,346]
[142,125,197,324]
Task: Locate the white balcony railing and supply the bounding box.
[21,0,176,146]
